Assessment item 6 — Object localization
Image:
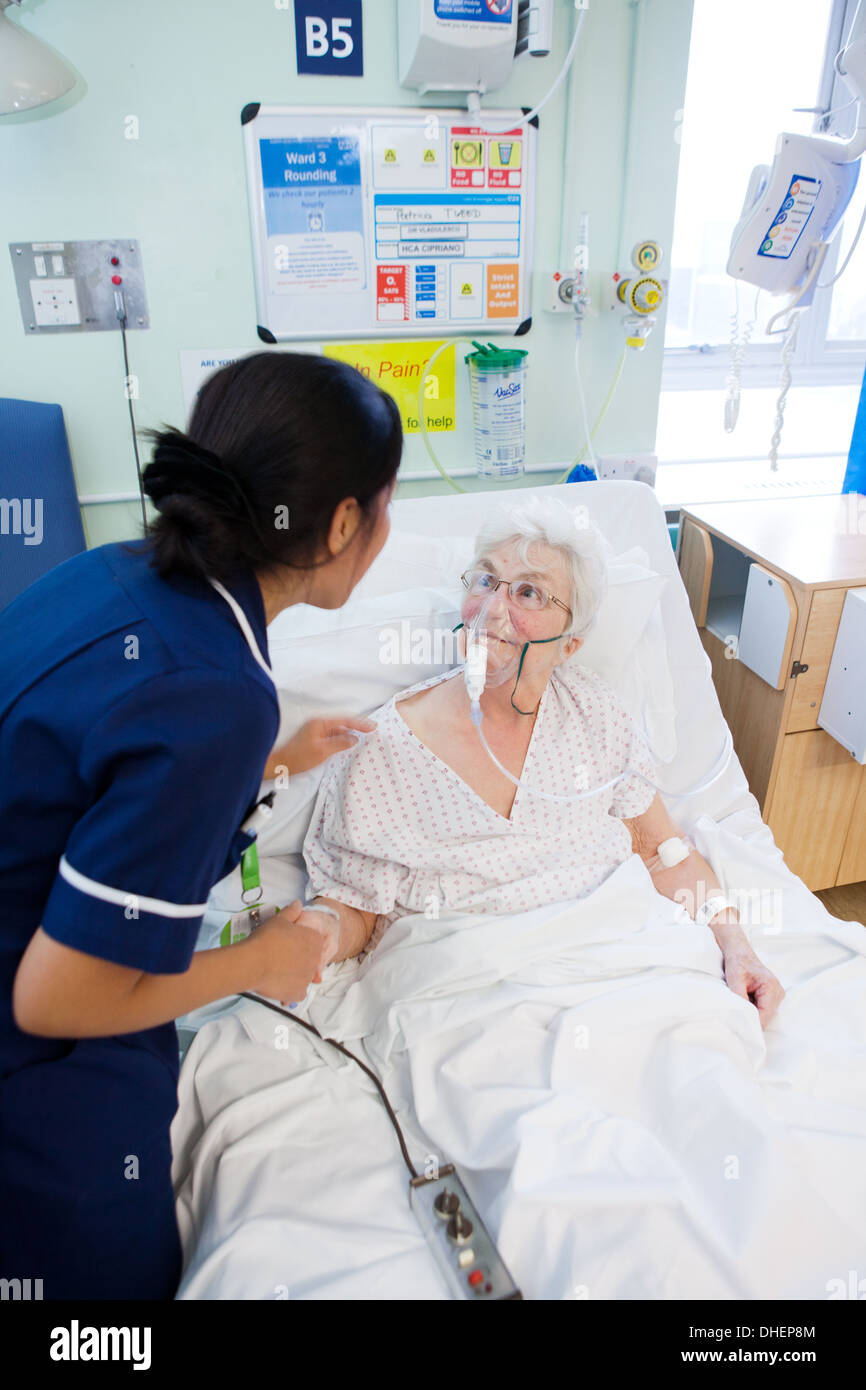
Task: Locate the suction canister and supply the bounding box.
[465,341,528,479]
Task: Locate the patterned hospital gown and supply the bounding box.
[303,663,657,948]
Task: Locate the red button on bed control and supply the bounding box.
[468,1270,484,1287]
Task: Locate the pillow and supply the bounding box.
[348,529,475,600]
[266,583,465,744]
[575,544,676,768]
[574,548,669,681]
[247,537,671,860]
[601,600,678,767]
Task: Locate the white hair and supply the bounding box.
[472,494,609,641]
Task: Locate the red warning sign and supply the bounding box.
[377,264,408,322]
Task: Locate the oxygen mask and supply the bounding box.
[463,589,523,704]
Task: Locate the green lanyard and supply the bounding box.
[240,842,262,902]
[218,842,265,947]
[238,790,276,900]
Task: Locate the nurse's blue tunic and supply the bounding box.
[0,541,279,1299]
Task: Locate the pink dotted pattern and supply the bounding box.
[303,663,657,950]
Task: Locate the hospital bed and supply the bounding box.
[171,480,866,1301]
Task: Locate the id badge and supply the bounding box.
[219,901,278,947]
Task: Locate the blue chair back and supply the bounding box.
[0,398,86,610]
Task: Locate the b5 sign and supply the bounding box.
[294,0,364,76]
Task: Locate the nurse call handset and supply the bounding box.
[410,1166,521,1300]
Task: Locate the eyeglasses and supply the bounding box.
[460,568,572,617]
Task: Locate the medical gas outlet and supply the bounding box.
[548,212,592,315]
[605,240,666,347]
[549,265,592,313]
[614,273,663,314]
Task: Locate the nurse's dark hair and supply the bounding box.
[139,352,402,583]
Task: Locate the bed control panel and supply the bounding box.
[409,1165,522,1300]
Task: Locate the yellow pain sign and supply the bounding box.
[323,340,456,433]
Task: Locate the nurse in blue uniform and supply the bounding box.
[0,351,402,1300]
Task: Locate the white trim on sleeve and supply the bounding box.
[58,856,208,919]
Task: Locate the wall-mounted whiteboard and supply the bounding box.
[241,103,536,341]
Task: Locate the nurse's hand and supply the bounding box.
[247,901,327,1005]
[262,716,376,779]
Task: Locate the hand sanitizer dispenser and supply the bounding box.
[398,0,519,95]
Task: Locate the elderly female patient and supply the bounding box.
[295,497,785,1028]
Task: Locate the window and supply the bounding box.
[660,0,866,475]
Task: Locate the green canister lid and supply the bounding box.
[464,340,529,370]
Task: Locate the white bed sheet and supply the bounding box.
[171,481,866,1299]
[173,808,866,1300]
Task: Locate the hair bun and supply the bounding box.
[143,429,249,516]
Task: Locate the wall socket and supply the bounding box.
[596,452,658,485]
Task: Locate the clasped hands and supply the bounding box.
[245,900,342,1007]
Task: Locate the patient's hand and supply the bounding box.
[245,902,327,1006]
[717,932,785,1029]
[263,716,376,778]
[294,906,341,972]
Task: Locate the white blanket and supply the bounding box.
[173,810,866,1300]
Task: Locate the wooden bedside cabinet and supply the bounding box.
[676,495,866,891]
